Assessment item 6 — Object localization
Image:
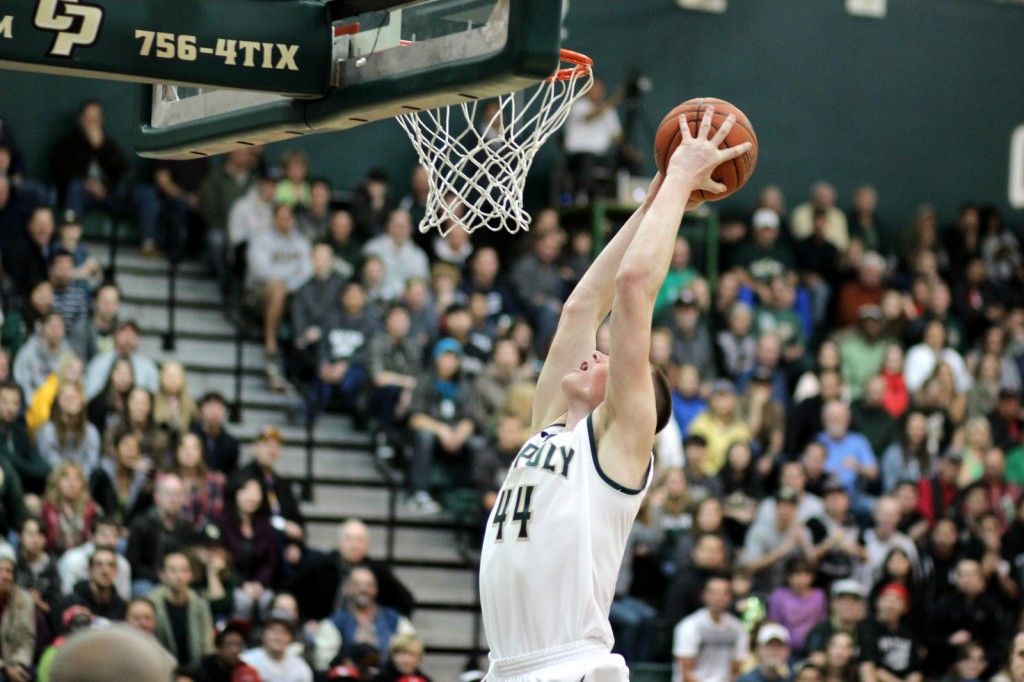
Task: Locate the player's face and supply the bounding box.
[562,351,609,407]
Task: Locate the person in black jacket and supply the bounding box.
[51,100,161,255]
[190,392,240,476]
[0,382,49,495]
[53,547,127,633]
[126,473,199,597]
[286,518,414,623]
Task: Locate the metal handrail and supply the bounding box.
[161,260,177,351]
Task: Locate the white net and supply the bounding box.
[397,51,593,236]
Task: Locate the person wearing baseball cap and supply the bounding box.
[738,623,791,682]
[803,580,867,668]
[860,582,922,682]
[198,620,261,682]
[240,608,313,681]
[733,206,794,302]
[192,391,241,475]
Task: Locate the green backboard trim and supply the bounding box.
[133,0,563,158]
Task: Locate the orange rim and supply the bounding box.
[549,49,593,82]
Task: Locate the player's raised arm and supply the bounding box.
[594,108,752,486]
[529,174,665,432]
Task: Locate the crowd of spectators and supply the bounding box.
[3,95,1024,682]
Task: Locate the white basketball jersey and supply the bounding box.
[479,415,652,661]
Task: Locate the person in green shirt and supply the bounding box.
[733,208,796,303]
[839,306,889,400]
[653,236,698,319]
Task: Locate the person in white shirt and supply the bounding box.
[363,210,430,302]
[673,575,750,682]
[58,516,132,600]
[241,608,313,682]
[563,78,624,202]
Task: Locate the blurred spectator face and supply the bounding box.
[160,362,186,396]
[200,396,226,429]
[781,462,807,494]
[760,185,786,214]
[1011,633,1024,682]
[819,370,842,401]
[258,177,278,202]
[755,335,781,369]
[392,643,424,676]
[534,231,563,263]
[795,666,824,682]
[41,313,66,348]
[854,186,877,214]
[19,519,45,558]
[411,166,429,199]
[160,553,192,593]
[89,549,119,588]
[435,349,460,379]
[0,386,21,423]
[126,599,158,636]
[113,324,140,355]
[826,633,854,668]
[929,284,951,315]
[811,183,836,210]
[57,383,84,417]
[0,176,9,207]
[236,479,263,515]
[155,475,185,518]
[832,594,864,625]
[310,181,330,212]
[496,416,525,452]
[883,343,904,374]
[28,208,55,248]
[710,389,736,420]
[872,589,905,622]
[873,497,901,536]
[676,365,700,397]
[471,248,499,285]
[217,631,246,667]
[693,534,726,571]
[311,243,334,278]
[649,330,673,368]
[702,577,732,616]
[672,237,691,269]
[894,482,919,515]
[931,519,958,554]
[664,467,688,497]
[255,437,281,468]
[728,304,753,336]
[262,622,292,657]
[775,499,797,527]
[923,321,946,350]
[344,567,378,607]
[339,520,370,563]
[93,522,120,551]
[955,644,987,682]
[863,376,886,406]
[386,210,413,244]
[958,206,980,233]
[79,102,104,131]
[984,448,1007,480]
[272,593,300,620]
[385,306,411,340]
[115,433,141,472]
[341,283,367,315]
[770,277,795,309]
[823,487,849,519]
[127,388,152,424]
[822,401,850,440]
[859,257,885,288]
[493,339,519,374]
[955,560,985,597]
[176,434,203,470]
[330,210,354,242]
[273,204,295,234]
[49,254,74,288]
[95,285,120,322]
[445,307,471,337]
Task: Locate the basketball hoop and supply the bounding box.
[397,49,594,236]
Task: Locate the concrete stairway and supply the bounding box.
[93,243,486,680]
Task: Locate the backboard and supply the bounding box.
[134,0,563,158]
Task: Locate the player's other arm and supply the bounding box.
[595,110,751,485]
[529,175,665,432]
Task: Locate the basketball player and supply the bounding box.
[479,107,752,681]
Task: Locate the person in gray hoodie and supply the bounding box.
[12,311,72,400]
[246,203,312,390]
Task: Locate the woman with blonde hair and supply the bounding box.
[35,381,101,477]
[103,387,171,468]
[40,461,99,554]
[153,361,198,437]
[26,351,84,437]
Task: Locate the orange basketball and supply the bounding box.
[652,97,758,203]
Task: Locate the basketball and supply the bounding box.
[652,97,759,203]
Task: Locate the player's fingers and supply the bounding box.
[678,114,693,140]
[719,141,753,162]
[706,180,728,195]
[710,114,736,147]
[698,105,715,139]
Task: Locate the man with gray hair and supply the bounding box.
[126,474,198,597]
[818,400,878,520]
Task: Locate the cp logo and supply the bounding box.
[33,0,104,58]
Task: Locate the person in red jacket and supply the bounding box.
[917,450,963,527]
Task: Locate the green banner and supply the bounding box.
[0,0,332,97]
